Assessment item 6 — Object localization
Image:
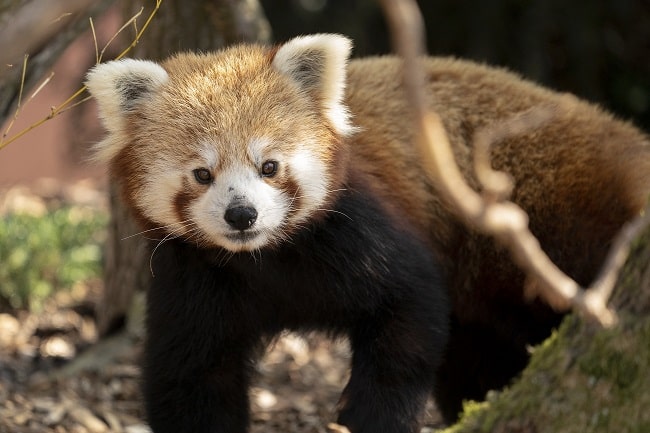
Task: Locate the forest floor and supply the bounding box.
[0,181,444,433]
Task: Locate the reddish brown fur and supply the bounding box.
[344,56,650,316]
[101,45,650,422]
[339,57,650,418]
[110,46,650,329]
[111,46,347,233]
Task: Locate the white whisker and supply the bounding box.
[149,231,178,277]
[216,250,235,267]
[317,208,353,221]
[148,220,197,277]
[249,248,263,266]
[122,219,195,241]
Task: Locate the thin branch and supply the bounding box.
[114,2,161,61]
[56,95,94,116]
[380,0,648,327]
[328,423,352,433]
[52,13,74,23]
[0,0,99,78]
[2,54,29,141]
[89,17,99,65]
[0,0,163,152]
[586,209,650,308]
[473,106,556,202]
[29,72,55,101]
[99,7,145,63]
[16,55,28,110]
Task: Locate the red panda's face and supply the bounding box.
[86,35,354,252]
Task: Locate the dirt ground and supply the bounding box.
[0,296,352,433]
[0,182,444,433]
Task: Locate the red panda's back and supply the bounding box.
[345,54,650,317]
[345,56,650,243]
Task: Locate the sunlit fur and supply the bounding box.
[88,39,349,253]
[87,33,650,431]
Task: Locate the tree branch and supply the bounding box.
[0,0,115,122]
[1,0,163,151]
[0,0,99,75]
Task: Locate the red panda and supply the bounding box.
[86,34,650,432]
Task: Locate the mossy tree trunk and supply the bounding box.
[97,0,271,336]
[445,227,650,433]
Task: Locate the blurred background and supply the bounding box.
[0,2,648,431]
[1,0,649,185]
[266,0,650,131]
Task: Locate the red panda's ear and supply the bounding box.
[272,34,356,137]
[85,59,168,162]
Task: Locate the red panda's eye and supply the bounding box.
[261,160,278,177]
[193,168,213,185]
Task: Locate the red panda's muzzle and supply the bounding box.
[224,205,258,231]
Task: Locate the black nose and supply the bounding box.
[224,206,258,231]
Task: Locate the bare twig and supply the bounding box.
[2,70,57,141]
[0,0,99,78]
[2,55,29,141]
[585,209,650,311]
[328,423,352,433]
[29,72,56,101]
[380,0,649,327]
[89,17,99,65]
[473,106,556,202]
[0,0,162,152]
[99,7,145,63]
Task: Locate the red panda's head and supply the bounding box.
[86,34,355,252]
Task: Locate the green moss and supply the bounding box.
[438,401,490,433]
[578,342,639,389]
[438,224,650,433]
[439,312,650,433]
[630,423,650,433]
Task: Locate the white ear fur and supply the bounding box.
[272,34,356,136]
[85,59,168,161]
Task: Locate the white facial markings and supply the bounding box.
[247,137,271,167]
[137,160,187,233]
[199,142,220,170]
[88,42,357,253]
[288,149,329,222]
[190,164,290,252]
[133,148,218,241]
[139,137,328,252]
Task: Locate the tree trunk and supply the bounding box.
[97,0,271,336]
[446,226,650,433]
